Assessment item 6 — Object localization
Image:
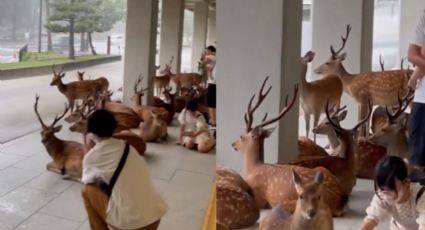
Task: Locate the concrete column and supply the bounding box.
[311,0,374,127]
[123,0,158,105]
[207,10,216,46]
[216,0,302,173]
[399,1,425,60]
[191,1,209,72]
[159,0,184,73]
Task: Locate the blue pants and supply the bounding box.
[409,102,425,167]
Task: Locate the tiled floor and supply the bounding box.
[0,124,215,230]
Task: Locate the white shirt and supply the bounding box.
[82,138,168,229]
[365,183,425,230]
[411,11,425,103]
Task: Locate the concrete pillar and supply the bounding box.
[216,0,302,173]
[191,1,209,72]
[311,0,374,127]
[123,0,158,105]
[159,0,184,73]
[399,1,425,60]
[207,10,216,46]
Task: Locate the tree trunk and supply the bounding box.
[88,32,97,55]
[69,17,75,59]
[12,1,17,40]
[80,32,85,52]
[46,0,52,51]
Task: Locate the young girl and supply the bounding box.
[359,156,425,230]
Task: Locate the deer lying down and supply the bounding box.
[139,111,168,143]
[216,166,259,229]
[34,95,84,182]
[259,170,333,230]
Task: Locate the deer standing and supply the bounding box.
[76,71,109,93]
[232,76,346,217]
[259,170,333,230]
[216,166,260,229]
[300,51,343,142]
[154,57,174,96]
[160,63,203,92]
[312,104,387,179]
[34,95,84,181]
[315,25,413,137]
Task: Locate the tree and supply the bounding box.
[75,0,125,55]
[45,0,88,59]
[0,0,37,40]
[45,0,53,51]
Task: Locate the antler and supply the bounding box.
[385,88,415,123]
[52,103,70,127]
[244,76,272,132]
[34,94,47,128]
[134,74,149,94]
[257,84,298,129]
[379,54,385,71]
[169,56,174,66]
[51,64,64,76]
[325,99,372,133]
[330,24,351,59]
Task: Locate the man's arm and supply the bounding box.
[408,44,425,70]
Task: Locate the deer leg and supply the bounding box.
[360,102,370,137]
[304,113,310,139]
[46,161,63,175]
[313,111,321,143]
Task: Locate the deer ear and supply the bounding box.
[292,170,303,192]
[337,110,347,121]
[397,114,408,128]
[60,73,65,78]
[314,171,324,184]
[263,127,276,138]
[339,53,347,61]
[53,125,62,132]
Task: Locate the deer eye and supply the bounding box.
[300,194,304,199]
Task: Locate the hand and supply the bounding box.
[408,75,420,89]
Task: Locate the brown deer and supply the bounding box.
[368,89,414,161]
[160,63,203,92]
[216,166,260,229]
[154,56,174,95]
[286,100,372,196]
[300,51,343,142]
[312,104,387,179]
[315,25,413,137]
[232,76,346,217]
[50,66,105,112]
[297,136,329,160]
[259,170,333,230]
[132,76,171,123]
[139,111,168,142]
[76,70,109,93]
[34,95,84,181]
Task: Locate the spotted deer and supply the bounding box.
[300,51,343,142]
[139,110,168,142]
[315,25,413,137]
[76,71,109,93]
[160,63,203,92]
[132,76,171,123]
[216,166,259,229]
[259,170,333,230]
[312,104,386,179]
[34,95,84,181]
[232,76,346,217]
[368,89,414,161]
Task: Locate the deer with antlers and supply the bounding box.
[154,57,174,96]
[216,166,260,229]
[50,66,107,112]
[132,75,171,123]
[300,51,343,142]
[315,25,413,137]
[232,76,346,217]
[259,170,333,230]
[34,95,84,181]
[285,100,372,196]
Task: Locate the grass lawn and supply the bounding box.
[0,52,111,70]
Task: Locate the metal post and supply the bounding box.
[38,0,43,53]
[107,36,111,55]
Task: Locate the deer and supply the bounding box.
[139,111,168,142]
[154,56,174,96]
[367,89,414,161]
[315,25,413,137]
[300,51,343,142]
[285,100,372,196]
[34,95,84,182]
[76,70,109,93]
[132,76,171,123]
[216,166,260,229]
[312,104,387,179]
[232,76,346,217]
[259,170,333,230]
[159,61,203,93]
[50,65,105,112]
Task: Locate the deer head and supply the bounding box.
[312,105,347,136]
[50,65,65,86]
[77,71,85,81]
[65,101,87,123]
[132,75,149,102]
[293,170,324,219]
[315,25,351,75]
[159,56,174,75]
[232,76,299,159]
[34,94,69,143]
[69,100,96,133]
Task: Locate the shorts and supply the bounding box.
[409,102,425,167]
[207,83,216,108]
